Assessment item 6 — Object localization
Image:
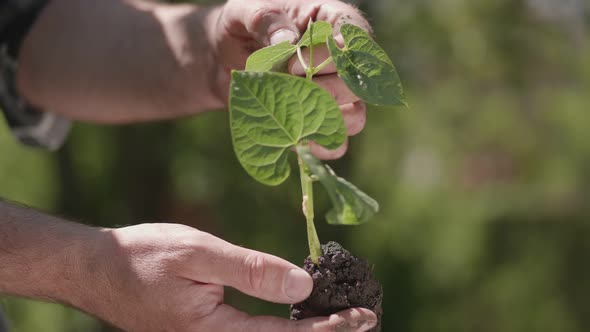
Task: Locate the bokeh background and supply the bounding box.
[1,0,590,331]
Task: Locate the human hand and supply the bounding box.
[208,0,372,160]
[84,223,377,332]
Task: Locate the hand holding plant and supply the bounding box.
[91,224,378,332]
[208,0,373,159]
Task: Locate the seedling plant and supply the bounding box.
[229,20,405,263]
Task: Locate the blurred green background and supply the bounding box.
[1,0,590,331]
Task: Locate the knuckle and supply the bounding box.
[190,285,223,317]
[163,287,223,330]
[244,254,266,293]
[183,230,212,251]
[248,3,283,32]
[354,101,368,114]
[319,3,372,34]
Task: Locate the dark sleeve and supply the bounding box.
[0,0,70,151]
[0,306,8,332]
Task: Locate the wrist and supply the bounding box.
[0,203,105,307]
[189,4,228,110]
[200,4,229,108]
[63,227,113,315]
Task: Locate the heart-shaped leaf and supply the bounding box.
[230,71,346,185]
[328,24,406,106]
[297,145,379,225]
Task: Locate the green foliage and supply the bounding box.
[230,21,401,229]
[230,20,402,259]
[328,24,405,106]
[229,71,346,185]
[245,41,296,72]
[245,21,332,72]
[297,145,378,225]
[297,21,333,47]
[4,1,590,331]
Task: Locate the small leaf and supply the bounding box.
[245,41,297,72]
[244,21,333,73]
[230,71,346,186]
[328,24,406,106]
[297,145,379,225]
[297,21,333,47]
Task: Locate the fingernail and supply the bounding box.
[284,269,312,300]
[270,29,299,45]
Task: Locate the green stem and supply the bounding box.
[312,56,333,75]
[306,19,315,80]
[298,19,322,264]
[297,145,322,264]
[297,47,309,73]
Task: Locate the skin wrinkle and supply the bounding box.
[249,5,285,44]
[248,254,268,297]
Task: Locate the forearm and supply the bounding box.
[0,200,101,309]
[16,0,224,123]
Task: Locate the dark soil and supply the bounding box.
[290,242,383,332]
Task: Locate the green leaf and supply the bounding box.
[297,21,333,47]
[243,21,333,73]
[230,71,346,186]
[297,145,379,225]
[328,24,406,106]
[245,41,297,72]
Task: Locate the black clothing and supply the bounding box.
[0,0,70,150]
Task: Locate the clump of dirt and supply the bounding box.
[290,241,383,331]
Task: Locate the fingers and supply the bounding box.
[342,101,367,136]
[311,139,348,161]
[288,46,359,106]
[314,74,359,105]
[224,0,300,46]
[221,0,372,161]
[181,233,312,304]
[198,305,378,332]
[312,1,372,36]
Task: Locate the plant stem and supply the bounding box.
[308,24,314,78]
[297,145,322,264]
[297,47,309,72]
[298,20,322,264]
[312,56,333,75]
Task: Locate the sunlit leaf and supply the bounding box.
[244,21,334,73]
[230,71,346,185]
[297,21,333,47]
[245,42,297,72]
[328,24,406,106]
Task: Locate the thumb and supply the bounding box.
[226,1,300,46]
[184,233,313,304]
